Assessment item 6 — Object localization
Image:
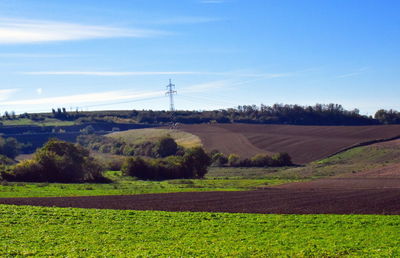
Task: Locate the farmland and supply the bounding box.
[1,133,400,256]
[180,123,400,164]
[1,205,400,257]
[107,128,202,149]
[0,169,297,198]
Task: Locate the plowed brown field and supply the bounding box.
[179,124,400,164]
[1,187,400,214]
[2,160,400,215]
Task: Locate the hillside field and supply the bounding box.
[107,128,201,149]
[180,123,400,164]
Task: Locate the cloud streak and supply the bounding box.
[2,89,165,106]
[22,70,294,78]
[0,18,163,44]
[23,71,198,76]
[0,89,19,101]
[181,80,232,93]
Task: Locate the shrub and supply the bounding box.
[122,147,211,180]
[155,136,178,157]
[211,152,228,167]
[106,158,125,171]
[228,154,240,167]
[0,137,20,159]
[122,157,150,179]
[250,154,272,167]
[0,154,15,166]
[272,152,292,166]
[183,147,211,178]
[9,139,107,183]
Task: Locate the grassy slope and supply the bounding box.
[1,205,399,256]
[276,143,400,180]
[2,118,74,126]
[0,170,297,198]
[107,128,202,148]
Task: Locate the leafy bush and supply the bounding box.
[155,136,178,157]
[224,153,292,167]
[211,152,228,167]
[250,154,273,167]
[272,152,292,166]
[122,147,211,180]
[0,137,20,159]
[183,147,211,178]
[228,154,240,167]
[9,139,108,183]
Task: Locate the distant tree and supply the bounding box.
[156,136,178,157]
[0,137,20,159]
[183,147,211,178]
[272,152,292,166]
[227,154,240,167]
[250,154,272,167]
[12,139,106,183]
[211,152,228,167]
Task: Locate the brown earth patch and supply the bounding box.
[179,124,400,164]
[1,188,400,214]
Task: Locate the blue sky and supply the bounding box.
[0,0,399,115]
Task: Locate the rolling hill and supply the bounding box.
[179,123,400,164]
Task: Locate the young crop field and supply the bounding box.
[1,205,399,256]
[108,128,202,149]
[0,170,297,198]
[2,118,75,126]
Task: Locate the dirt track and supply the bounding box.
[180,124,400,164]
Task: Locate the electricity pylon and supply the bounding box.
[165,79,177,112]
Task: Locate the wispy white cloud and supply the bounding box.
[22,70,293,78]
[0,53,75,58]
[2,89,164,106]
[0,18,164,44]
[337,68,369,79]
[36,88,43,95]
[181,80,232,93]
[0,89,19,101]
[23,71,197,76]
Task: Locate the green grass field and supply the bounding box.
[1,205,399,257]
[2,143,400,256]
[0,169,297,198]
[2,118,75,126]
[108,128,202,148]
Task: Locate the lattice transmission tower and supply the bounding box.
[165,79,177,112]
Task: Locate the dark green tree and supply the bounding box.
[156,136,178,157]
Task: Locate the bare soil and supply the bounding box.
[1,187,400,214]
[180,124,400,164]
[2,165,400,215]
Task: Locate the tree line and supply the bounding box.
[4,103,400,125]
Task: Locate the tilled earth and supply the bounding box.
[3,152,400,214]
[1,186,400,215]
[180,124,400,164]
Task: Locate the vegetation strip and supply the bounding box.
[1,205,400,256]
